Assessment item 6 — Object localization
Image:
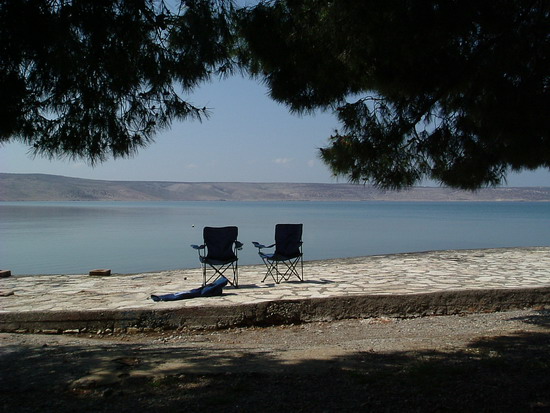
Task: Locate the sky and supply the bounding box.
[1,75,549,186]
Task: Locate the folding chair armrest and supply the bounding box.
[191,244,205,250]
[235,241,244,250]
[252,242,275,251]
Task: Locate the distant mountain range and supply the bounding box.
[1,173,549,202]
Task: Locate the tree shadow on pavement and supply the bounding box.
[1,313,549,412]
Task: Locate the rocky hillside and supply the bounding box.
[1,173,549,201]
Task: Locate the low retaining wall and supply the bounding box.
[2,287,549,334]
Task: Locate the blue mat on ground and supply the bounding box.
[151,276,229,302]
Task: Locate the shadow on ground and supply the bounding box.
[1,312,549,412]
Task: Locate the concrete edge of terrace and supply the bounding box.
[2,286,549,334]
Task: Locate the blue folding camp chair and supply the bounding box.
[253,224,303,284]
[191,226,243,287]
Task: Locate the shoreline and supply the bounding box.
[4,245,550,277]
[2,247,549,334]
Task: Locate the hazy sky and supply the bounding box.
[1,75,549,186]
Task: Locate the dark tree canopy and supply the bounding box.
[238,0,550,189]
[0,0,234,163]
[1,0,548,189]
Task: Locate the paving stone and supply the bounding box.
[1,247,549,332]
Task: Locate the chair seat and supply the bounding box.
[200,256,238,265]
[259,252,302,261]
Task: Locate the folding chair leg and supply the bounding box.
[203,262,238,287]
[261,256,303,284]
[279,257,302,282]
[260,258,280,284]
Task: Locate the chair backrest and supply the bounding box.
[274,224,303,258]
[204,226,238,260]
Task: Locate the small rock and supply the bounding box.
[0,270,12,278]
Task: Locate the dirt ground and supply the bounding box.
[1,309,549,412]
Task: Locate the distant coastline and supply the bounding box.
[1,173,549,202]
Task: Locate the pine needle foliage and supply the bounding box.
[237,0,549,189]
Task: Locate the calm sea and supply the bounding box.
[1,201,549,275]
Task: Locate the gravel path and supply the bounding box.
[1,308,549,413]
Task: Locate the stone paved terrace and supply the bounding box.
[1,247,549,333]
